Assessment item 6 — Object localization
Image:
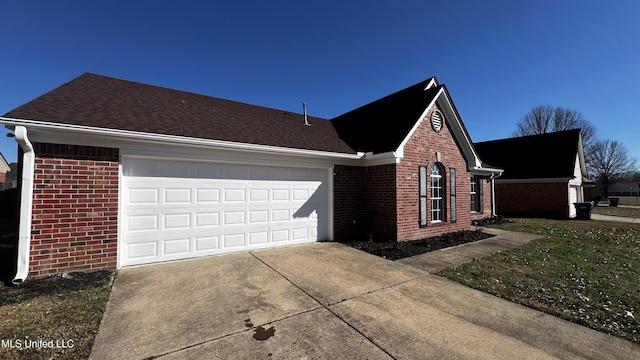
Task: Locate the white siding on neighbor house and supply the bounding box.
[569,153,582,186]
[569,185,581,217]
[120,157,330,267]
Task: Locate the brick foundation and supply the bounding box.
[29,143,119,278]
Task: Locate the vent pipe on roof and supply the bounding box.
[303,103,311,126]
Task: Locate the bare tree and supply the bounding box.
[589,139,638,198]
[514,105,597,149]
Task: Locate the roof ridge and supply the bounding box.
[331,76,438,120]
[475,128,580,145]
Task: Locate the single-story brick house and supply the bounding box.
[474,129,590,219]
[1,73,502,282]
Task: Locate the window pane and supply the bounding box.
[431,164,444,222]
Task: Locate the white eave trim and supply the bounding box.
[471,166,504,176]
[362,151,402,166]
[392,87,485,172]
[395,88,442,157]
[0,117,362,161]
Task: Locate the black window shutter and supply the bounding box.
[450,168,456,223]
[478,178,484,214]
[419,166,427,227]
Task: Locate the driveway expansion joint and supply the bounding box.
[249,251,399,360]
[151,307,323,359]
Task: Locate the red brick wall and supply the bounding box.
[30,143,119,278]
[333,164,397,241]
[333,165,366,241]
[495,181,570,219]
[365,164,397,241]
[396,105,472,241]
[0,172,6,183]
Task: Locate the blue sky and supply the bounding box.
[1,1,639,166]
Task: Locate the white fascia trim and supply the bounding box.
[13,126,34,284]
[437,90,483,169]
[0,117,362,161]
[496,177,572,184]
[425,77,439,89]
[395,88,442,157]
[471,166,504,176]
[362,151,401,166]
[393,88,484,172]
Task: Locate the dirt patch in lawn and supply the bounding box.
[342,229,494,260]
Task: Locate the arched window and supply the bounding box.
[431,163,446,222]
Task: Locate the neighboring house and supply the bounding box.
[0,152,10,189]
[5,163,18,190]
[0,73,501,281]
[608,182,640,197]
[474,129,590,219]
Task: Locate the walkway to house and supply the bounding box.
[591,213,640,223]
[91,228,639,359]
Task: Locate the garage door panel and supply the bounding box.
[195,189,220,203]
[195,236,219,251]
[127,215,159,232]
[224,188,246,202]
[195,212,220,227]
[165,188,192,203]
[223,233,246,248]
[121,159,329,267]
[128,242,158,260]
[164,213,191,229]
[164,238,191,255]
[249,188,269,202]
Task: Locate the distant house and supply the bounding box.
[474,129,590,219]
[0,153,10,190]
[608,182,640,197]
[1,73,501,281]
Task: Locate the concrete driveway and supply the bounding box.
[91,241,640,359]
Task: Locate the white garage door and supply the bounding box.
[120,157,329,267]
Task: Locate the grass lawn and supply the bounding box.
[0,271,114,359]
[439,218,640,344]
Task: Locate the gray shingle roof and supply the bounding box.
[3,73,356,154]
[331,78,440,154]
[473,129,581,180]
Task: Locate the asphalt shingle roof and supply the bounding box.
[473,129,581,180]
[3,73,356,154]
[331,78,441,154]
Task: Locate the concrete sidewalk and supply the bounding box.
[397,228,542,272]
[91,236,640,359]
[591,213,640,223]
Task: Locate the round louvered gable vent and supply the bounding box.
[431,110,443,132]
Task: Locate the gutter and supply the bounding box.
[13,126,34,284]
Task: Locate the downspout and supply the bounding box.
[490,172,502,217]
[13,126,34,284]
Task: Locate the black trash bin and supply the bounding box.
[574,202,593,220]
[609,198,619,207]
